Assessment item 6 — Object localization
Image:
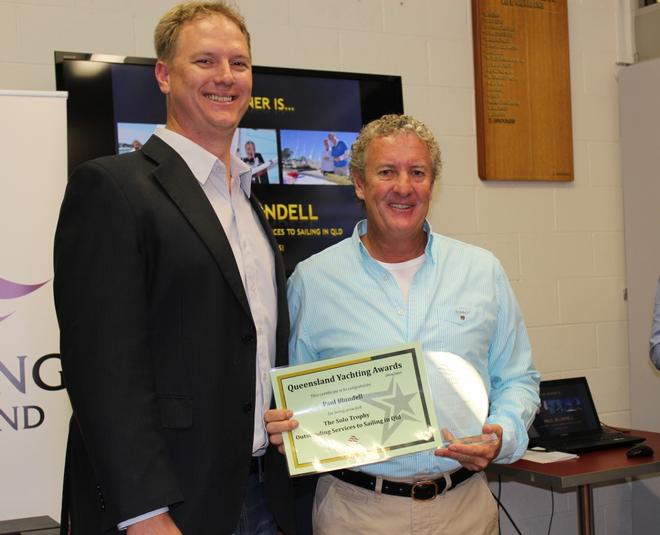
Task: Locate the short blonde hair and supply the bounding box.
[154,1,251,62]
[350,114,442,183]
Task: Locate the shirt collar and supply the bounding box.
[352,219,435,264]
[155,127,253,197]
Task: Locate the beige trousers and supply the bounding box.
[312,472,498,535]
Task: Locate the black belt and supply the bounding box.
[330,467,474,500]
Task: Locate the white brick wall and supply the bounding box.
[0,0,633,532]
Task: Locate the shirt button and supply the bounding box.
[397,308,405,316]
[382,274,388,281]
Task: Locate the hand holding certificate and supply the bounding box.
[270,344,441,476]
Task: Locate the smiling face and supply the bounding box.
[155,14,252,155]
[354,133,433,258]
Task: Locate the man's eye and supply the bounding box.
[196,58,212,65]
[232,60,250,69]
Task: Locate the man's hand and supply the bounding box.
[126,513,182,535]
[434,424,503,472]
[264,409,298,454]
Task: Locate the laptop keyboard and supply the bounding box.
[540,432,632,453]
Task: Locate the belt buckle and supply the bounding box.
[411,479,438,500]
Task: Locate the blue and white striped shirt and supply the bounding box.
[287,220,540,479]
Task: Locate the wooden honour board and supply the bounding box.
[472,0,573,181]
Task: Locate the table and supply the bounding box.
[0,515,58,534]
[487,429,660,535]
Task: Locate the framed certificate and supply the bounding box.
[270,343,441,476]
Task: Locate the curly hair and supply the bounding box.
[154,1,251,62]
[349,114,442,183]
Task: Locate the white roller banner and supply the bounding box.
[0,90,70,521]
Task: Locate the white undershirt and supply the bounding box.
[376,253,426,302]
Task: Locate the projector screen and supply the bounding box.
[55,52,404,273]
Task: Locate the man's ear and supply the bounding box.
[352,169,365,200]
[154,60,171,95]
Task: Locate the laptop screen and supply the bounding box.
[531,377,601,438]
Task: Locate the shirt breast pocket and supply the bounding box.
[432,306,493,361]
[438,306,475,326]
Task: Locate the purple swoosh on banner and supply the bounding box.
[0,277,49,299]
[0,312,14,322]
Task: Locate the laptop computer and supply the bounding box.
[527,377,645,454]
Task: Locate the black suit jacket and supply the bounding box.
[54,136,295,534]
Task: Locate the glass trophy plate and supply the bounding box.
[425,351,496,447]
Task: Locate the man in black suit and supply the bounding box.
[54,2,294,534]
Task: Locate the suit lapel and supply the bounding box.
[142,136,253,319]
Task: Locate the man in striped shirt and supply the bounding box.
[266,114,540,535]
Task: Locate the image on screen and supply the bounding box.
[533,382,599,437]
[279,130,359,186]
[232,128,280,184]
[117,122,162,154]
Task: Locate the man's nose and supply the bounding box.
[213,61,234,85]
[393,173,413,194]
